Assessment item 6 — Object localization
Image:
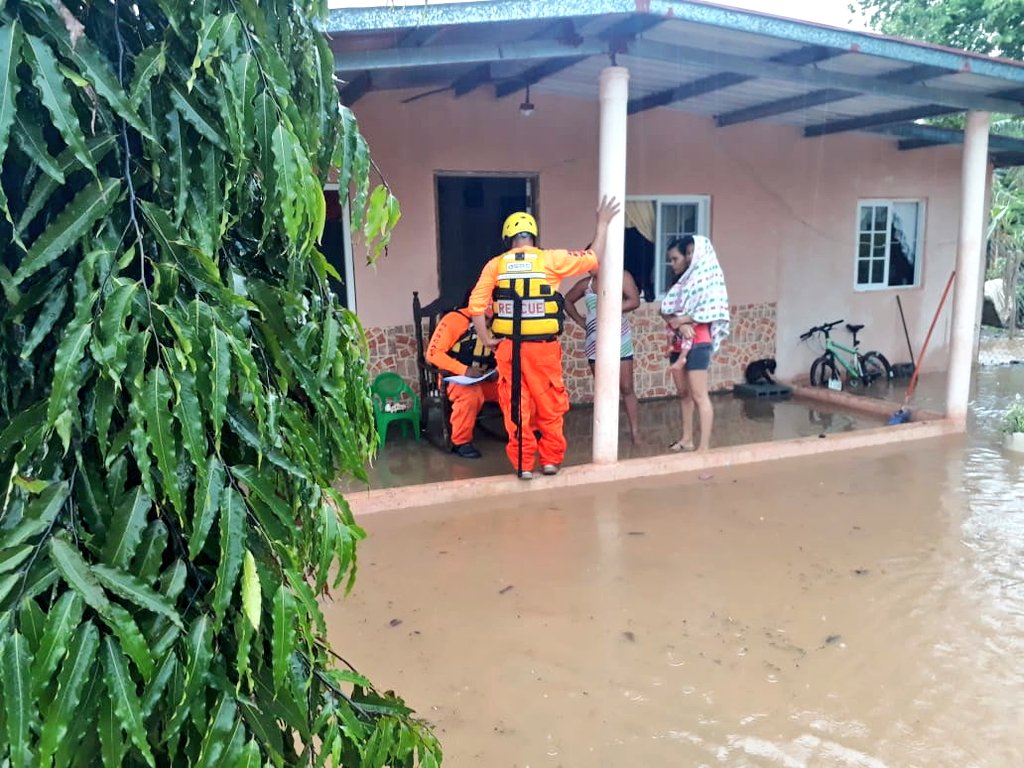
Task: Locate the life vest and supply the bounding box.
[447,312,496,370]
[490,248,564,341]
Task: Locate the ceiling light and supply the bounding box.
[519,85,535,117]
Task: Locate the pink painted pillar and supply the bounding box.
[945,111,991,424]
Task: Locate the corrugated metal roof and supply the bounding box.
[326,0,1024,164]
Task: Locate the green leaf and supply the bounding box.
[166,110,190,224]
[190,456,224,558]
[16,136,117,235]
[20,283,68,359]
[1,632,36,768]
[0,544,33,574]
[38,622,99,765]
[93,375,116,457]
[211,482,245,627]
[271,123,304,245]
[165,615,212,745]
[31,591,84,696]
[241,549,261,630]
[0,21,24,228]
[92,279,137,377]
[14,178,121,284]
[231,464,291,529]
[45,317,93,451]
[13,112,64,184]
[100,486,152,568]
[174,367,207,471]
[18,599,46,649]
[271,586,295,693]
[129,43,166,109]
[169,83,227,150]
[0,22,22,169]
[132,520,168,585]
[195,695,238,768]
[101,636,156,767]
[209,326,230,449]
[65,35,152,137]
[93,564,183,628]
[140,650,176,718]
[24,34,96,177]
[97,686,127,768]
[140,367,184,514]
[49,535,153,679]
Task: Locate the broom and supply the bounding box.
[888,270,956,424]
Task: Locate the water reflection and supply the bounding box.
[328,367,1024,767]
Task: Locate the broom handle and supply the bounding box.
[905,270,956,404]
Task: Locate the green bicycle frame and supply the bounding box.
[824,338,862,378]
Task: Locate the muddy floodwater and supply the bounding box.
[326,368,1024,766]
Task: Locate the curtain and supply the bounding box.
[625,200,656,242]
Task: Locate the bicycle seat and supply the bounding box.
[846,323,864,334]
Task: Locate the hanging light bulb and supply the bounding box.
[519,85,535,117]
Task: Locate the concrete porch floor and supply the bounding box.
[347,391,889,492]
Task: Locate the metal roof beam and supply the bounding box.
[716,88,856,126]
[806,105,958,137]
[339,72,372,105]
[491,15,661,100]
[717,64,951,127]
[494,57,589,98]
[804,85,1024,137]
[875,123,1024,153]
[629,73,750,115]
[452,19,581,99]
[628,39,1024,115]
[629,44,839,115]
[333,37,607,72]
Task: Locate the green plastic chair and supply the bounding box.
[371,372,421,447]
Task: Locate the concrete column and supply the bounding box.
[593,66,629,464]
[945,111,991,424]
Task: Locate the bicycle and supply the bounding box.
[799,319,893,388]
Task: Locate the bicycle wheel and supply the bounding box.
[859,351,892,385]
[810,355,839,387]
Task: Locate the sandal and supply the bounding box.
[669,440,695,452]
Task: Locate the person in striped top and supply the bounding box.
[564,265,642,445]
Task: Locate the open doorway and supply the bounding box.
[435,173,535,309]
[319,186,356,310]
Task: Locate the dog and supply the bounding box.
[744,358,777,385]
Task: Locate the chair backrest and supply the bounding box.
[371,372,413,401]
[412,291,449,400]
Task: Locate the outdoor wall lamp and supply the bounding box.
[519,85,535,117]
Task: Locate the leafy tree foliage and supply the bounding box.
[0,0,437,764]
[853,0,1024,60]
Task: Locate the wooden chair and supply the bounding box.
[412,291,505,451]
[412,291,453,449]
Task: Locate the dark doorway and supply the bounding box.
[436,174,534,309]
[318,188,352,309]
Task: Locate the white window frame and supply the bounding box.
[323,183,357,311]
[853,198,925,292]
[626,194,711,297]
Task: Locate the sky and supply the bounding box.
[327,0,872,31]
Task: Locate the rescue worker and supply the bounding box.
[425,297,499,459]
[467,196,621,479]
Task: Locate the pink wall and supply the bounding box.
[351,86,967,379]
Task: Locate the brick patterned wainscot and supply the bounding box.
[365,302,777,405]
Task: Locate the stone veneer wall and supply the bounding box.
[365,302,777,404]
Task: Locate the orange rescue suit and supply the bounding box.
[425,309,499,447]
[468,246,598,471]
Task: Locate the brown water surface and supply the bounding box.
[327,367,1024,766]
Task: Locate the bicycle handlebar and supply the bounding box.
[799,319,845,341]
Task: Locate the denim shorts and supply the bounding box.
[669,343,713,371]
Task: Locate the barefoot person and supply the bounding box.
[660,235,730,452]
[467,197,621,479]
[564,265,642,444]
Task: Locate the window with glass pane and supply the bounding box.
[855,200,922,289]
